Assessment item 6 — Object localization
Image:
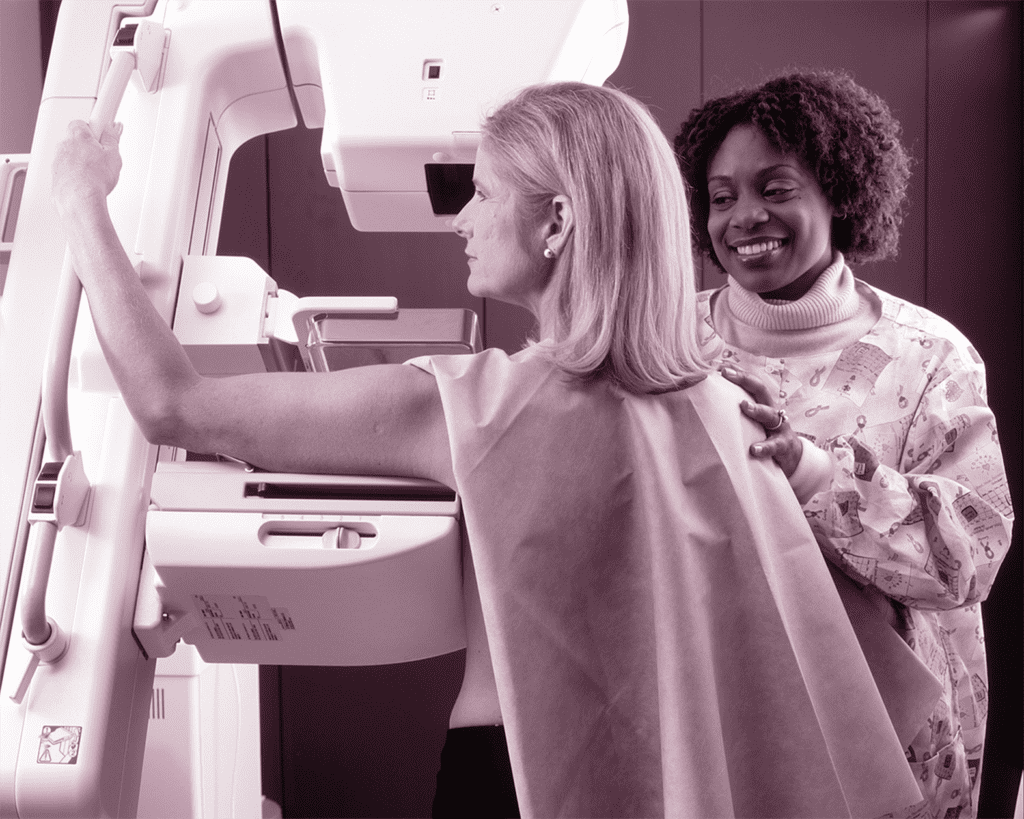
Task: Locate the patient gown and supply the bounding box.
[411,347,927,819]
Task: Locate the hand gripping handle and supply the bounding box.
[41,48,137,462]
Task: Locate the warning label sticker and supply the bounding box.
[193,594,296,641]
[38,726,81,764]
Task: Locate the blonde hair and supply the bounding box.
[483,82,710,394]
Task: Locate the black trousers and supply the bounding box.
[432,726,520,818]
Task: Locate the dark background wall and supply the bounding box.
[217,2,1022,817]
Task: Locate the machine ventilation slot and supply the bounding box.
[424,163,474,214]
[244,481,456,502]
[150,687,165,720]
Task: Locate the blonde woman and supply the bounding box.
[56,82,923,817]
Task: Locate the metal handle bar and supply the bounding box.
[40,49,137,464]
[22,50,137,649]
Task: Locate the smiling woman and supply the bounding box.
[705,124,835,300]
[675,69,1014,819]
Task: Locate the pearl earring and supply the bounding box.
[543,248,556,259]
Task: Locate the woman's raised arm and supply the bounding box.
[53,121,454,486]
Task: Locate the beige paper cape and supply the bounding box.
[414,348,927,818]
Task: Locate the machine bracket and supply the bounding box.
[112,19,167,93]
[27,451,91,530]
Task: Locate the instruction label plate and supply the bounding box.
[193,594,296,641]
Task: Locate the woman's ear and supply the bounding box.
[543,194,574,258]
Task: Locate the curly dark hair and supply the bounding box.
[673,69,912,269]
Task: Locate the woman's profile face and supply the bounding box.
[706,124,834,300]
[452,145,549,313]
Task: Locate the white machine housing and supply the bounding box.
[137,461,466,666]
[278,0,629,229]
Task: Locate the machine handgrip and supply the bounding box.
[41,50,136,463]
[40,250,80,461]
[25,47,138,650]
[88,49,137,133]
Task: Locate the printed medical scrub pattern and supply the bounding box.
[697,286,1014,818]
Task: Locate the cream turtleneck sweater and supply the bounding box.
[710,253,881,359]
[711,253,881,503]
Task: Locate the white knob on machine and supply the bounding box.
[321,527,362,550]
[193,282,222,314]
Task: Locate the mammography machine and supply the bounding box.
[0,2,627,815]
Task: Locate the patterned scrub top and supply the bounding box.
[698,281,1014,818]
